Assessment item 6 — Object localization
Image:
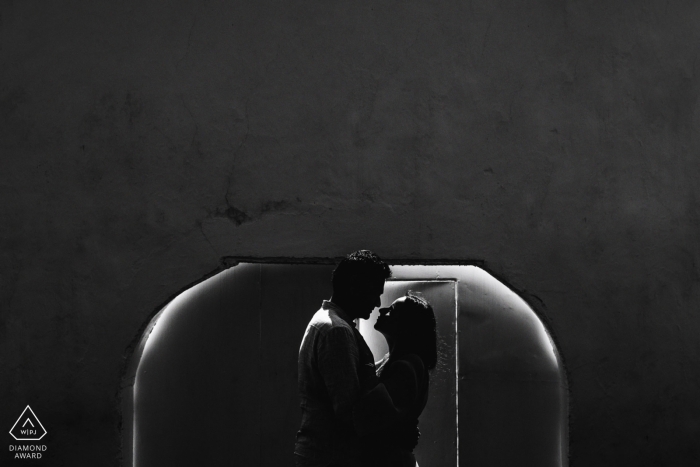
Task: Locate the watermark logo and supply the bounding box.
[9,406,46,441]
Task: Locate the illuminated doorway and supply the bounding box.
[122,263,568,467]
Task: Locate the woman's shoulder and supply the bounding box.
[380,353,428,415]
[397,353,425,372]
[384,353,425,379]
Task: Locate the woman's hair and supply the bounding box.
[395,291,438,371]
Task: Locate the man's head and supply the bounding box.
[331,250,391,320]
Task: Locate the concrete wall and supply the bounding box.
[1,0,699,465]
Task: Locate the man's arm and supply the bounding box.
[317,326,361,423]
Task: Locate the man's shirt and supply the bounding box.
[295,300,379,464]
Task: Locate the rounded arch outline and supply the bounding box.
[120,259,569,467]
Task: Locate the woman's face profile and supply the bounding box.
[374,296,408,339]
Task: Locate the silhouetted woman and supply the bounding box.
[354,292,438,467]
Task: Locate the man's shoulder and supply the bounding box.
[309,307,355,333]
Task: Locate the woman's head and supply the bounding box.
[374,292,437,370]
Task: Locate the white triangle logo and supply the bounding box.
[9,406,47,441]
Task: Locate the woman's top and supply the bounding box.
[353,352,430,467]
[376,353,429,421]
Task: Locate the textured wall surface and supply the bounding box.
[2,0,700,465]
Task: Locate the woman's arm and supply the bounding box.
[352,354,424,437]
[380,355,424,413]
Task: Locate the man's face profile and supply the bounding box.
[351,277,385,320]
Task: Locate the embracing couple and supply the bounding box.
[295,250,437,467]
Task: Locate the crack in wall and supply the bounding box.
[196,219,219,258]
[222,98,251,224]
[176,6,203,68]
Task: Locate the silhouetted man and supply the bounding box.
[294,250,391,467]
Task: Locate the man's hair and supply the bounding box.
[332,250,392,295]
